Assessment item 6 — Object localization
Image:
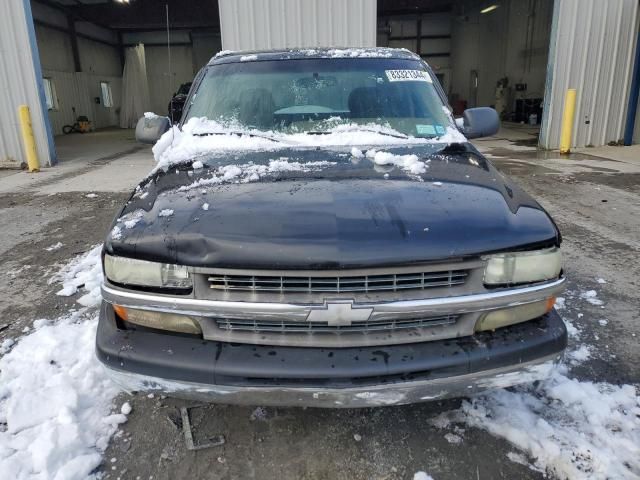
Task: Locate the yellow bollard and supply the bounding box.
[559,89,577,154]
[18,105,40,172]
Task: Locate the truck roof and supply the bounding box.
[208,47,419,66]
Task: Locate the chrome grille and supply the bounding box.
[208,270,469,294]
[215,314,459,334]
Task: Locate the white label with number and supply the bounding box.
[385,70,432,83]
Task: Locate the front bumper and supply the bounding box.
[96,302,567,408]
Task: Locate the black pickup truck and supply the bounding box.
[97,48,566,407]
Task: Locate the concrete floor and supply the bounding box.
[0,126,638,479]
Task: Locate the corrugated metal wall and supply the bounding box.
[0,0,53,166]
[218,0,376,51]
[540,0,639,149]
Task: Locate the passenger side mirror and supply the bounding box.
[135,114,170,144]
[458,107,500,139]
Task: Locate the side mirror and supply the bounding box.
[135,114,170,144]
[458,107,500,139]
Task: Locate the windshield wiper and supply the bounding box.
[307,129,409,139]
[193,131,283,142]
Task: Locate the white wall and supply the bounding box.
[541,0,639,149]
[219,0,376,50]
[0,0,53,166]
[33,2,123,136]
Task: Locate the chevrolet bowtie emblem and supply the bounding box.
[306,300,373,326]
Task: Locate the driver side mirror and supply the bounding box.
[135,114,170,144]
[457,107,500,139]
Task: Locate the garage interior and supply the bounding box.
[32,0,552,163]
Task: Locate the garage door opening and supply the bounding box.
[377,0,554,147]
[28,0,222,165]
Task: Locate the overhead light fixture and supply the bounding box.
[115,0,131,4]
[480,4,499,14]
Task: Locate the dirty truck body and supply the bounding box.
[96,48,566,407]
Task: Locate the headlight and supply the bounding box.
[483,247,561,286]
[104,254,191,289]
[113,305,202,335]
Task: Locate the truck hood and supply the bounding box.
[105,143,560,269]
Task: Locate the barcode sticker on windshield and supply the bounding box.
[385,70,432,83]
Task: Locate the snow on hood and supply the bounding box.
[151,117,466,173]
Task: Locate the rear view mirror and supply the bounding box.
[459,107,500,139]
[135,114,170,144]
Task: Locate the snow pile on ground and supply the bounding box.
[580,289,604,306]
[413,471,434,480]
[45,242,64,252]
[457,366,639,479]
[1,246,126,479]
[151,117,466,172]
[52,245,103,307]
[0,311,124,480]
[364,149,428,175]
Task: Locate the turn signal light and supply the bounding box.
[475,297,556,332]
[113,304,202,335]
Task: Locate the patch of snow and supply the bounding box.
[158,209,174,217]
[120,402,132,415]
[213,49,234,59]
[563,318,580,338]
[580,290,604,306]
[444,432,463,444]
[110,225,122,240]
[365,149,428,175]
[554,296,565,310]
[0,310,122,480]
[175,159,335,192]
[143,112,159,119]
[413,472,434,480]
[85,193,98,199]
[350,147,364,158]
[326,48,395,58]
[567,345,591,364]
[1,338,15,355]
[52,245,103,307]
[192,160,204,169]
[432,181,443,186]
[441,363,640,479]
[596,278,607,284]
[239,54,258,62]
[45,242,63,252]
[598,319,608,326]
[120,209,145,229]
[202,203,209,211]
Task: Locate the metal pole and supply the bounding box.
[167,3,173,123]
[18,105,40,172]
[623,23,640,146]
[559,89,576,154]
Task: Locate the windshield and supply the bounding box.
[184,58,454,138]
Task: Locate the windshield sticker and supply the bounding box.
[435,125,446,135]
[385,70,432,83]
[416,124,436,135]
